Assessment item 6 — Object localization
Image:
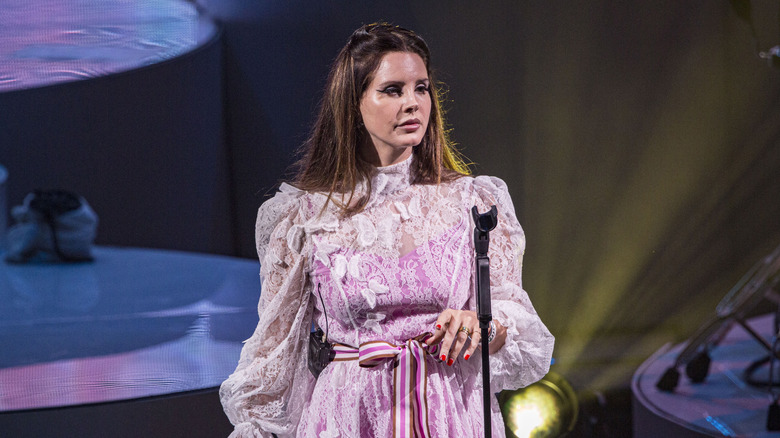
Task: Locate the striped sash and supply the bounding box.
[332,334,440,438]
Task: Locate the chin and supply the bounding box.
[398,138,424,148]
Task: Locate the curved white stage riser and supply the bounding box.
[633,314,779,438]
[0,3,245,436]
[0,0,231,256]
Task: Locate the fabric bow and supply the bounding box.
[332,334,439,438]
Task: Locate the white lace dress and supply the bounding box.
[220,156,554,438]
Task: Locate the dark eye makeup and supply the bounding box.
[380,85,403,96]
[377,80,430,97]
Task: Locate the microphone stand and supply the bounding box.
[768,303,780,431]
[472,205,498,438]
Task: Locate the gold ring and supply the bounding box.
[458,326,472,336]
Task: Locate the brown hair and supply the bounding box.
[293,22,470,214]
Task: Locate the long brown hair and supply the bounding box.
[294,22,470,214]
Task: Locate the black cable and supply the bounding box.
[317,283,329,342]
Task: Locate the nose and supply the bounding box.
[403,92,420,114]
[403,97,419,113]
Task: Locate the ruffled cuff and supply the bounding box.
[489,298,554,392]
[228,422,276,438]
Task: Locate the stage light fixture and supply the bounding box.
[499,371,578,438]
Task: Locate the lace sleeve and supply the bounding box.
[472,176,554,392]
[220,185,315,438]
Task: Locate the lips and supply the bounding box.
[398,118,422,129]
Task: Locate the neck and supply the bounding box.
[360,140,413,167]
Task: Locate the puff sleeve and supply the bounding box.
[472,176,555,393]
[220,184,315,438]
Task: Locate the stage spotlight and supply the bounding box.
[499,371,578,438]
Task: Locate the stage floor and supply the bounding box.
[0,246,260,412]
[0,0,215,92]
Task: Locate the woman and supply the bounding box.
[220,23,554,438]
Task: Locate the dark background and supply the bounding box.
[2,0,779,419]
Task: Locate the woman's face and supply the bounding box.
[359,51,431,167]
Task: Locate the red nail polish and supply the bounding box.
[441,354,446,361]
[447,358,454,366]
[464,354,470,361]
[436,324,442,330]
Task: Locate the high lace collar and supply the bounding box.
[371,154,414,197]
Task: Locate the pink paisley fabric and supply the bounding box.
[220,155,554,438]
